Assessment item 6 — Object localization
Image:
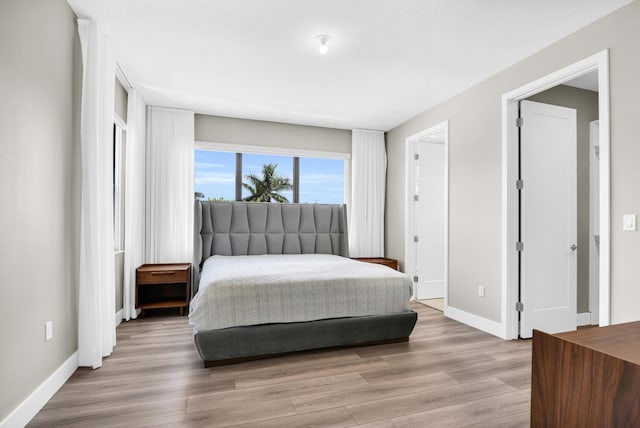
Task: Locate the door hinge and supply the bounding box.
[594,145,600,159]
[413,235,419,243]
[413,276,419,282]
[414,153,420,160]
[414,194,419,202]
[516,117,524,127]
[516,180,524,190]
[516,241,524,251]
[516,301,524,312]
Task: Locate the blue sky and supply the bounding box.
[194,150,344,204]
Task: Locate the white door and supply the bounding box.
[411,140,445,300]
[519,100,577,338]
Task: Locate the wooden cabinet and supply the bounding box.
[136,263,191,316]
[531,323,640,427]
[352,257,399,271]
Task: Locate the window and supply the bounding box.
[113,123,126,251]
[242,153,293,202]
[194,149,345,204]
[299,157,344,204]
[194,150,236,201]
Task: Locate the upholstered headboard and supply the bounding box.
[192,201,349,294]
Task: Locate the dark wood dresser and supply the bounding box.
[531,322,640,427]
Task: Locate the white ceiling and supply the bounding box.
[67,0,631,131]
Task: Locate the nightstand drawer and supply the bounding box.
[137,266,189,284]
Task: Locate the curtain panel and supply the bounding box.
[122,89,146,321]
[349,129,387,258]
[145,107,194,264]
[77,19,116,368]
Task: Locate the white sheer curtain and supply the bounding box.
[77,19,116,368]
[122,89,146,321]
[349,129,387,258]
[145,107,194,263]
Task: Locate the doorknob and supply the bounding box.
[570,244,578,251]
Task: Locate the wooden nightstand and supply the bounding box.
[136,263,191,317]
[352,257,399,271]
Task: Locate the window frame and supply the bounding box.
[113,65,131,254]
[194,141,351,205]
[113,116,126,252]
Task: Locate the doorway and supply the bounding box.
[502,50,610,339]
[405,121,449,308]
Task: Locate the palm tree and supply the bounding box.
[242,163,292,202]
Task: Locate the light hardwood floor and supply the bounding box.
[29,303,532,427]
[417,298,445,312]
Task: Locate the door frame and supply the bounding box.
[502,50,611,339]
[405,120,449,306]
[589,120,600,325]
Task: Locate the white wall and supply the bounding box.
[385,0,640,324]
[0,0,81,420]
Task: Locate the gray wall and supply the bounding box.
[386,0,640,324]
[0,0,80,421]
[527,85,599,314]
[195,114,351,154]
[114,77,128,123]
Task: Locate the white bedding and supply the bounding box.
[189,254,412,332]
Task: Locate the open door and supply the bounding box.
[406,123,447,302]
[519,100,577,338]
[412,140,445,299]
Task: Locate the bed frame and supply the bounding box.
[192,201,417,366]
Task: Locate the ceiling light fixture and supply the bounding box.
[317,35,330,55]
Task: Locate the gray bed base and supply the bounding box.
[194,311,418,367]
[192,201,417,366]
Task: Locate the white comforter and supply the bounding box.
[189,254,412,332]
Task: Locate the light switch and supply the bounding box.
[623,214,637,231]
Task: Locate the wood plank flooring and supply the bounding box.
[416,298,444,312]
[28,303,532,427]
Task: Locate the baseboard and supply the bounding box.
[0,351,78,428]
[115,308,124,327]
[444,305,507,339]
[577,312,592,327]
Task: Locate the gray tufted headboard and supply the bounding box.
[192,201,349,294]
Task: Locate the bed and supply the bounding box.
[190,201,417,366]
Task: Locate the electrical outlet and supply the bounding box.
[45,321,53,342]
[478,285,485,297]
[623,214,637,231]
